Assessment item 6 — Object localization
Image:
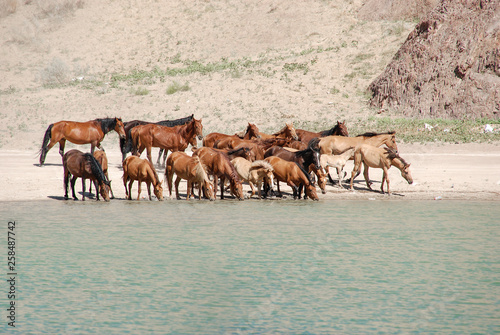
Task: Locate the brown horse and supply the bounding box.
[122,156,163,201]
[165,152,215,201]
[40,117,126,166]
[296,121,349,144]
[131,118,203,165]
[231,158,275,199]
[89,150,115,198]
[232,142,265,162]
[192,147,244,200]
[259,122,299,141]
[203,123,261,148]
[120,114,194,162]
[318,131,398,156]
[63,149,111,201]
[350,145,413,194]
[264,156,319,200]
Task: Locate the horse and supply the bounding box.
[212,147,253,161]
[120,114,194,161]
[264,156,319,200]
[318,131,398,156]
[232,142,265,162]
[131,117,203,166]
[165,152,215,201]
[320,147,356,188]
[295,121,349,144]
[122,156,163,201]
[88,149,114,198]
[350,145,413,194]
[258,122,299,141]
[63,149,111,201]
[231,158,274,199]
[203,123,261,148]
[192,147,244,200]
[39,117,126,166]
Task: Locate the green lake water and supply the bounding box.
[1,200,499,334]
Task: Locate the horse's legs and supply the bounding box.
[146,181,152,201]
[249,181,256,198]
[162,150,169,167]
[146,146,153,165]
[93,180,100,201]
[59,139,66,158]
[219,176,225,199]
[64,170,70,200]
[213,175,219,199]
[363,164,373,190]
[381,168,390,194]
[350,161,362,190]
[137,180,142,200]
[174,176,182,200]
[81,178,86,201]
[127,180,134,200]
[71,176,78,200]
[186,180,192,200]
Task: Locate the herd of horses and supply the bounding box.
[38,114,413,202]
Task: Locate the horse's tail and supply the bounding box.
[39,123,53,165]
[295,162,312,185]
[131,128,141,156]
[192,156,208,182]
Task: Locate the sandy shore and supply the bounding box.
[1,142,500,202]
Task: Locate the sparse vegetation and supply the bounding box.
[130,86,150,96]
[166,81,190,95]
[40,57,71,86]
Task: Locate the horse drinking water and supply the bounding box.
[122,156,164,201]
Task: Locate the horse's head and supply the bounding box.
[316,168,327,194]
[114,118,127,139]
[204,180,216,201]
[386,131,398,153]
[99,181,111,202]
[193,118,203,141]
[401,163,413,185]
[154,183,164,201]
[337,121,349,137]
[306,183,319,201]
[230,180,245,201]
[246,123,261,139]
[286,122,299,141]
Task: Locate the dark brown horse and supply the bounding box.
[296,121,349,144]
[192,147,244,200]
[120,114,194,162]
[63,149,111,201]
[203,123,261,148]
[131,118,203,165]
[89,149,114,198]
[40,117,126,166]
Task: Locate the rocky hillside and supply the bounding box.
[368,0,500,118]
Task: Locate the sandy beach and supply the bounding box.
[2,142,499,202]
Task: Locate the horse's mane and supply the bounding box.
[146,160,160,185]
[250,160,273,171]
[356,131,396,138]
[156,114,193,127]
[384,148,408,165]
[295,138,320,157]
[192,156,210,182]
[295,162,312,184]
[227,147,248,156]
[84,153,109,185]
[96,117,120,134]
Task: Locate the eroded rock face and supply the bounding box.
[368,0,500,118]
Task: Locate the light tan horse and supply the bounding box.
[165,151,215,200]
[320,147,356,188]
[264,156,319,200]
[122,156,164,201]
[318,131,398,155]
[259,122,299,141]
[350,145,413,194]
[89,149,115,198]
[231,158,274,199]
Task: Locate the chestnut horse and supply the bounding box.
[231,158,274,199]
[264,156,319,200]
[120,114,194,161]
[40,117,126,166]
[89,150,115,198]
[350,145,413,194]
[63,149,111,201]
[318,131,398,156]
[203,123,261,148]
[192,147,244,200]
[131,118,203,165]
[122,156,163,201]
[296,121,349,144]
[165,152,215,201]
